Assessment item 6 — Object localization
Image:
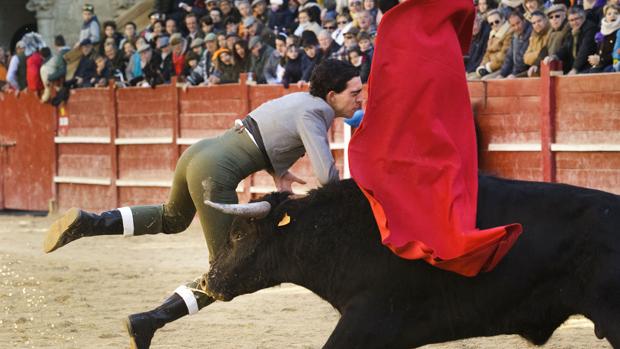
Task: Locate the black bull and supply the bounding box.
[204,176,620,348]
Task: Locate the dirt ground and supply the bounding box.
[0,213,612,349]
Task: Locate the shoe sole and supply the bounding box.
[43,207,81,253]
[124,317,139,349]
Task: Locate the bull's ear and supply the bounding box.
[277,212,291,227]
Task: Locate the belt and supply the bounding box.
[239,116,273,171]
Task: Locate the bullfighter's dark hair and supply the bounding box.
[309,59,359,101]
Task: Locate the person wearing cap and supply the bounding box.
[543,4,570,59]
[68,39,97,88]
[209,47,242,83]
[190,37,205,56]
[249,35,274,83]
[244,15,276,47]
[186,33,216,85]
[156,35,173,82]
[251,0,270,24]
[78,4,101,47]
[169,33,187,77]
[6,41,27,91]
[220,0,242,24]
[44,58,361,348]
[133,41,165,87]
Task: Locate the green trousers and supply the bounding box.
[128,129,267,309]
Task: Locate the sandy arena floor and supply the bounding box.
[0,213,612,349]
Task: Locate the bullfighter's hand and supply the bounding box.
[275,171,307,192]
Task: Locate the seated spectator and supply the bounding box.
[156,35,173,83]
[523,10,551,76]
[69,39,97,88]
[281,44,303,87]
[476,0,498,17]
[588,3,620,73]
[237,0,253,24]
[584,0,605,25]
[495,11,532,79]
[41,35,70,101]
[470,9,514,79]
[78,4,101,47]
[268,0,295,32]
[142,11,164,40]
[7,41,27,91]
[300,31,322,83]
[348,0,365,23]
[249,35,274,83]
[244,16,276,47]
[356,10,377,36]
[104,41,127,79]
[544,5,570,58]
[233,39,252,72]
[161,0,207,27]
[264,34,287,84]
[523,0,544,22]
[548,7,597,74]
[133,42,165,87]
[225,17,241,37]
[170,33,187,77]
[89,55,112,87]
[183,51,201,78]
[295,9,322,36]
[318,29,341,62]
[101,21,123,53]
[125,38,146,81]
[122,40,136,65]
[209,47,242,84]
[120,22,138,49]
[191,37,205,57]
[466,14,491,74]
[226,33,240,50]
[210,8,226,33]
[200,15,215,36]
[145,20,166,46]
[251,0,270,25]
[217,33,228,49]
[334,25,359,61]
[220,0,242,23]
[333,13,352,45]
[322,17,338,35]
[348,46,363,73]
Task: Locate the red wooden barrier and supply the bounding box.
[1,70,620,212]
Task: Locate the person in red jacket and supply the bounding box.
[26,48,44,93]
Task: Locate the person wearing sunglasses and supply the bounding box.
[543,4,570,61]
[332,13,353,45]
[545,7,598,75]
[471,9,513,79]
[524,10,550,77]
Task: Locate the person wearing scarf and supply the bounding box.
[588,4,620,73]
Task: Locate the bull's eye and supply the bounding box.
[232,231,244,241]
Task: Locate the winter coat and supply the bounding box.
[594,30,619,69]
[545,20,571,57]
[523,26,550,67]
[79,15,101,45]
[500,23,532,77]
[250,45,275,84]
[26,51,44,91]
[480,21,513,73]
[465,24,490,73]
[555,20,598,73]
[48,47,71,81]
[282,56,303,88]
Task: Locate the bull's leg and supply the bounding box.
[323,299,406,349]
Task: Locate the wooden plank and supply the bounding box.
[117,145,176,180]
[118,187,170,207]
[556,73,620,93]
[556,91,620,113]
[57,183,116,212]
[479,151,543,182]
[485,78,541,97]
[479,96,540,115]
[467,81,485,98]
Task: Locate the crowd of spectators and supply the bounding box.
[0,0,619,103]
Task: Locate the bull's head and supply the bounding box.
[203,192,296,301]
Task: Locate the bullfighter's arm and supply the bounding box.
[296,109,340,186]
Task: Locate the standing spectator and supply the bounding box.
[170,33,187,77]
[183,51,200,78]
[523,0,543,22]
[0,47,8,89]
[26,47,44,93]
[233,39,252,72]
[160,0,207,26]
[120,22,138,49]
[157,35,173,82]
[588,4,620,72]
[165,18,178,37]
[496,11,532,79]
[356,31,373,82]
[70,39,97,88]
[249,35,274,83]
[7,41,27,91]
[281,44,303,87]
[126,38,146,82]
[544,5,570,58]
[41,35,70,102]
[190,37,205,57]
[221,0,242,23]
[295,9,323,36]
[264,34,287,83]
[523,11,550,76]
[100,21,123,55]
[318,29,341,62]
[363,0,379,23]
[466,14,491,74]
[209,47,242,83]
[356,10,377,36]
[548,7,598,74]
[187,33,216,85]
[252,0,270,24]
[268,0,296,32]
[471,9,514,79]
[185,13,204,41]
[78,4,101,47]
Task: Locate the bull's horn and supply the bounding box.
[204,200,272,218]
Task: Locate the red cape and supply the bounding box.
[348,0,522,277]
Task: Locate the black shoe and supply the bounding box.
[43,208,122,253]
[125,294,189,349]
